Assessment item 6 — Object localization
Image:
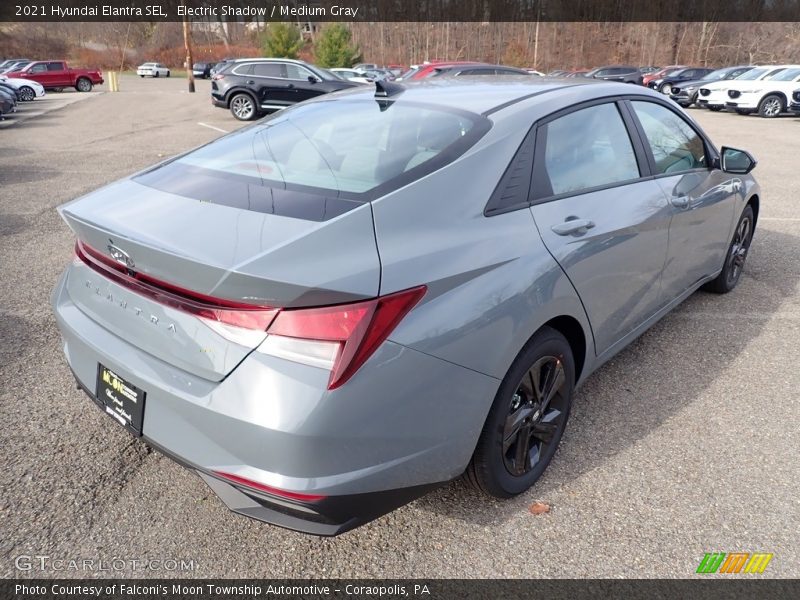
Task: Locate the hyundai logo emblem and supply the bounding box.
[107,241,135,269]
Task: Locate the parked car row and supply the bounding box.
[546,62,800,118]
[203,55,800,122]
[694,64,800,118]
[0,59,49,120]
[210,57,554,120]
[0,59,103,93]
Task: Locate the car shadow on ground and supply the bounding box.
[414,225,800,528]
[1,163,61,184]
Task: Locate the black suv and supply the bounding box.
[211,58,360,120]
[584,65,643,85]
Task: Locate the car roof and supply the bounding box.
[231,57,308,65]
[316,78,663,116]
[593,65,638,70]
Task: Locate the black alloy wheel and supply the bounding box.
[466,326,575,498]
[502,356,568,477]
[704,205,755,294]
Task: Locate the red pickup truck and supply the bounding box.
[6,60,103,92]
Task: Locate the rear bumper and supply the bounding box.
[52,267,497,534]
[211,95,227,108]
[71,371,439,536]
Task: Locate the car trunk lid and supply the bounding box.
[59,178,379,382]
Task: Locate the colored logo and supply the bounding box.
[697,552,773,574]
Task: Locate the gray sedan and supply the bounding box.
[52,78,759,535]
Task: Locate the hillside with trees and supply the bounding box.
[1,21,798,70]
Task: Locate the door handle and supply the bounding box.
[287,83,295,89]
[671,195,690,209]
[551,219,595,236]
[246,80,255,85]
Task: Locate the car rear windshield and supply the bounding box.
[134,99,490,216]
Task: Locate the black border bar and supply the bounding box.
[4,579,799,599]
[2,0,800,23]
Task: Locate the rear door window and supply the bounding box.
[48,62,65,71]
[253,63,285,78]
[460,68,497,76]
[535,102,641,198]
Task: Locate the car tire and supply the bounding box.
[154,71,159,78]
[757,94,783,118]
[166,71,170,78]
[660,82,672,95]
[229,93,259,121]
[708,106,722,112]
[76,78,92,92]
[18,86,35,101]
[139,75,144,78]
[703,205,755,294]
[465,326,575,498]
[52,87,63,93]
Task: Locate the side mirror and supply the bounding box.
[720,146,757,174]
[308,75,320,84]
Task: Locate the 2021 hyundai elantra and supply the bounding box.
[52,78,760,535]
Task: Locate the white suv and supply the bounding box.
[697,65,789,111]
[725,65,800,117]
[136,62,170,78]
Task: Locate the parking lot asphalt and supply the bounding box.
[1,75,798,578]
[0,89,102,129]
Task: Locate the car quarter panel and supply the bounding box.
[373,93,594,382]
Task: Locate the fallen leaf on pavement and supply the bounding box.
[529,501,551,515]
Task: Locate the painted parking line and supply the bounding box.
[197,122,228,134]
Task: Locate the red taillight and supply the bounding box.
[75,240,425,388]
[212,471,326,502]
[264,286,427,389]
[75,241,278,332]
